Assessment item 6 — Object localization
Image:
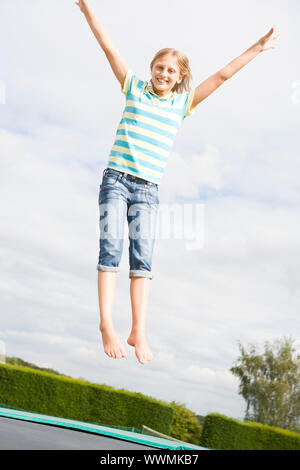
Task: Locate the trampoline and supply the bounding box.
[0,406,208,450]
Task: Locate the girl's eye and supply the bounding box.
[157,67,175,73]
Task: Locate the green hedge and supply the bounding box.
[0,363,173,434]
[200,413,300,450]
[168,401,202,445]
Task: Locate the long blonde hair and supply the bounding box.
[150,48,193,94]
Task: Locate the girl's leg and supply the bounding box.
[98,270,127,359]
[127,277,153,364]
[97,168,127,359]
[126,180,159,364]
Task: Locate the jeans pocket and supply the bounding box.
[100,169,121,189]
[145,185,159,207]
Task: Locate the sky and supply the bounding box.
[0,0,300,423]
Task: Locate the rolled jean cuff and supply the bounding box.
[129,270,153,280]
[97,264,120,272]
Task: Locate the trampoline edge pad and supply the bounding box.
[0,406,208,450]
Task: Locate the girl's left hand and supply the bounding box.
[259,25,280,51]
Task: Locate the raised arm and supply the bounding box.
[190,25,280,111]
[75,0,129,89]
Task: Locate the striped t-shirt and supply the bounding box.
[106,69,195,185]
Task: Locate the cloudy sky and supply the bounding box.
[1,0,300,423]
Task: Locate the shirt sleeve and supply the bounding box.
[121,68,134,97]
[182,88,196,120]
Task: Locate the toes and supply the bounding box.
[139,355,144,364]
[136,351,146,364]
[136,349,152,364]
[107,347,126,359]
[117,347,126,358]
[103,341,127,359]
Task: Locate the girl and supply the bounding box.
[75,0,280,365]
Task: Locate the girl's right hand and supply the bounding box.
[75,0,89,14]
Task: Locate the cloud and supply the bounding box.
[160,146,224,201]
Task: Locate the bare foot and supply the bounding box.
[100,326,127,359]
[127,331,153,364]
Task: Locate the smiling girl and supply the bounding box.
[75,0,280,364]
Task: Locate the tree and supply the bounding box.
[230,336,300,433]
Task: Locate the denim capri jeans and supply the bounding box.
[97,167,159,280]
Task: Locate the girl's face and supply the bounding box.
[151,55,183,97]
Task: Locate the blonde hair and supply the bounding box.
[150,48,193,94]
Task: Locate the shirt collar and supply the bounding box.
[144,79,175,101]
